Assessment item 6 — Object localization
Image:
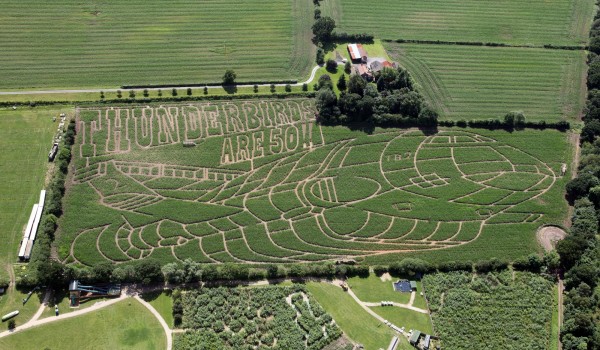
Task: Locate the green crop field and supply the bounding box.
[57,99,572,266]
[321,0,594,45]
[423,271,555,349]
[0,0,314,90]
[384,43,587,121]
[0,299,166,349]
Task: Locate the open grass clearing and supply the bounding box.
[307,282,405,350]
[0,298,166,349]
[385,43,587,121]
[369,306,433,334]
[141,291,174,328]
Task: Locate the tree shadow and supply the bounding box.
[223,85,238,95]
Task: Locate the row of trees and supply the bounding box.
[315,66,439,127]
[558,9,600,350]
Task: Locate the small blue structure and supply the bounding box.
[393,280,412,292]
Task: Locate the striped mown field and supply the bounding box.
[0,0,314,90]
[385,43,587,121]
[321,0,594,45]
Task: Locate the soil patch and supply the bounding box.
[536,226,567,252]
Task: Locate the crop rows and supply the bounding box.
[0,0,313,89]
[58,101,570,266]
[321,0,594,45]
[384,43,587,120]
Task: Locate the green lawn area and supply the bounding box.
[142,291,174,328]
[40,291,111,319]
[0,0,314,90]
[0,287,44,330]
[347,274,410,304]
[307,282,398,350]
[0,106,66,327]
[0,299,166,349]
[370,306,433,334]
[321,0,594,46]
[348,274,429,309]
[385,42,587,121]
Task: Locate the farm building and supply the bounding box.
[393,279,417,292]
[347,43,367,63]
[409,330,422,346]
[355,64,373,81]
[370,60,396,73]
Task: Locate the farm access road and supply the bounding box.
[0,65,322,96]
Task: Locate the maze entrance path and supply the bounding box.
[59,101,567,266]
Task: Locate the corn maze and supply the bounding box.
[58,99,569,266]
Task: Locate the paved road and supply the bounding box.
[0,65,322,96]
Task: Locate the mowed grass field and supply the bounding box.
[0,299,166,349]
[321,0,594,45]
[0,0,314,90]
[0,107,64,270]
[385,43,587,120]
[58,100,572,267]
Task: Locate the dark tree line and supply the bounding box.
[558,8,600,350]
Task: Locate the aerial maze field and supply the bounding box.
[58,99,570,266]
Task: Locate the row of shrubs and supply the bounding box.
[386,38,586,51]
[437,114,570,131]
[121,80,298,89]
[20,120,76,288]
[21,247,558,289]
[159,253,560,285]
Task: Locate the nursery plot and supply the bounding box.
[59,100,570,265]
[423,271,555,349]
[177,285,341,349]
[0,0,314,89]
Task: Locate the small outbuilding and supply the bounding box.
[410,281,417,291]
[409,330,422,345]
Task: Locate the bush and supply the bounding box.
[316,48,325,65]
[373,265,388,276]
[171,88,178,97]
[186,88,192,96]
[284,84,292,92]
[270,84,276,93]
[326,59,337,73]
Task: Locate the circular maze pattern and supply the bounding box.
[66,105,558,265]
